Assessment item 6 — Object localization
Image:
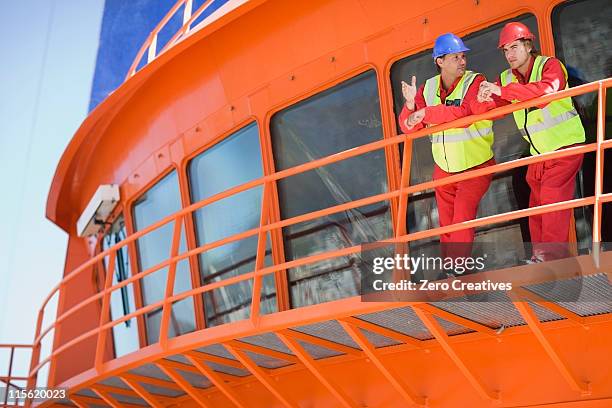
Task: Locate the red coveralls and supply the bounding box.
[399,74,494,250]
[471,57,583,260]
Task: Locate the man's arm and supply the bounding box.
[421,75,486,125]
[500,58,566,101]
[471,77,510,115]
[398,84,427,133]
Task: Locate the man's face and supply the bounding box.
[436,52,466,78]
[502,40,531,70]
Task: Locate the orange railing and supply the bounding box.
[125,0,227,80]
[0,344,32,407]
[23,78,611,397]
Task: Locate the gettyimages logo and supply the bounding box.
[359,241,612,303]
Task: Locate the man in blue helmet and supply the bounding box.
[398,33,495,260]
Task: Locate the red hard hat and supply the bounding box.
[498,22,535,48]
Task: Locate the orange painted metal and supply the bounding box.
[593,82,607,244]
[276,331,359,408]
[411,307,500,402]
[10,0,611,406]
[224,343,298,408]
[511,299,590,395]
[184,350,245,370]
[185,354,247,408]
[250,182,271,324]
[340,316,422,349]
[94,251,116,372]
[279,329,361,357]
[159,216,184,349]
[90,385,121,408]
[120,375,166,408]
[339,319,426,406]
[413,303,498,338]
[156,362,212,407]
[511,287,587,328]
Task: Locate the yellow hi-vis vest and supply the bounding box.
[423,71,494,173]
[500,55,585,155]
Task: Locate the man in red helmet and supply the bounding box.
[398,33,495,264]
[475,22,585,262]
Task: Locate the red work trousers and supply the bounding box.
[433,158,494,257]
[526,151,583,261]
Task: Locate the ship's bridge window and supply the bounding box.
[390,14,540,265]
[552,0,612,245]
[188,122,276,327]
[101,215,139,357]
[132,170,196,344]
[270,70,393,308]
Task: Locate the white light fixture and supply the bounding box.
[76,184,120,237]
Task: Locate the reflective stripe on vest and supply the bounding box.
[500,56,585,155]
[422,71,494,173]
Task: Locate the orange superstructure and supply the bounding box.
[1,0,611,407]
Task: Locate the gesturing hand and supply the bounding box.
[401,76,417,110]
[478,81,501,102]
[405,108,425,129]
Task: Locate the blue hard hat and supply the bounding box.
[433,33,470,60]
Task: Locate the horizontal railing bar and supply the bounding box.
[39,78,612,315]
[30,78,611,381]
[0,345,32,349]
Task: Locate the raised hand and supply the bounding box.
[401,76,417,110]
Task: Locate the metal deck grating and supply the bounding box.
[431,291,565,329]
[295,338,345,359]
[434,315,475,336]
[175,368,212,388]
[238,333,294,355]
[139,380,187,397]
[243,350,294,369]
[108,392,149,406]
[357,307,433,340]
[294,320,362,348]
[197,343,238,360]
[165,353,192,365]
[360,327,402,347]
[525,273,612,317]
[203,360,250,377]
[129,363,172,381]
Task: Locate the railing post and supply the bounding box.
[183,0,193,26]
[27,310,44,392]
[593,81,606,267]
[250,182,271,324]
[95,251,116,373]
[2,346,15,406]
[395,135,412,237]
[159,216,183,349]
[148,34,158,63]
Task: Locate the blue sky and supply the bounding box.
[0,0,105,369]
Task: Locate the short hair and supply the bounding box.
[521,39,540,57]
[434,55,444,73]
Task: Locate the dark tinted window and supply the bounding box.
[133,171,196,343]
[102,215,139,357]
[188,123,276,326]
[552,0,612,244]
[390,14,539,261]
[270,70,393,307]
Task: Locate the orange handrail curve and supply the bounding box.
[34,80,611,351]
[125,0,190,80]
[158,0,215,56]
[29,78,611,387]
[30,192,608,378]
[36,78,611,317]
